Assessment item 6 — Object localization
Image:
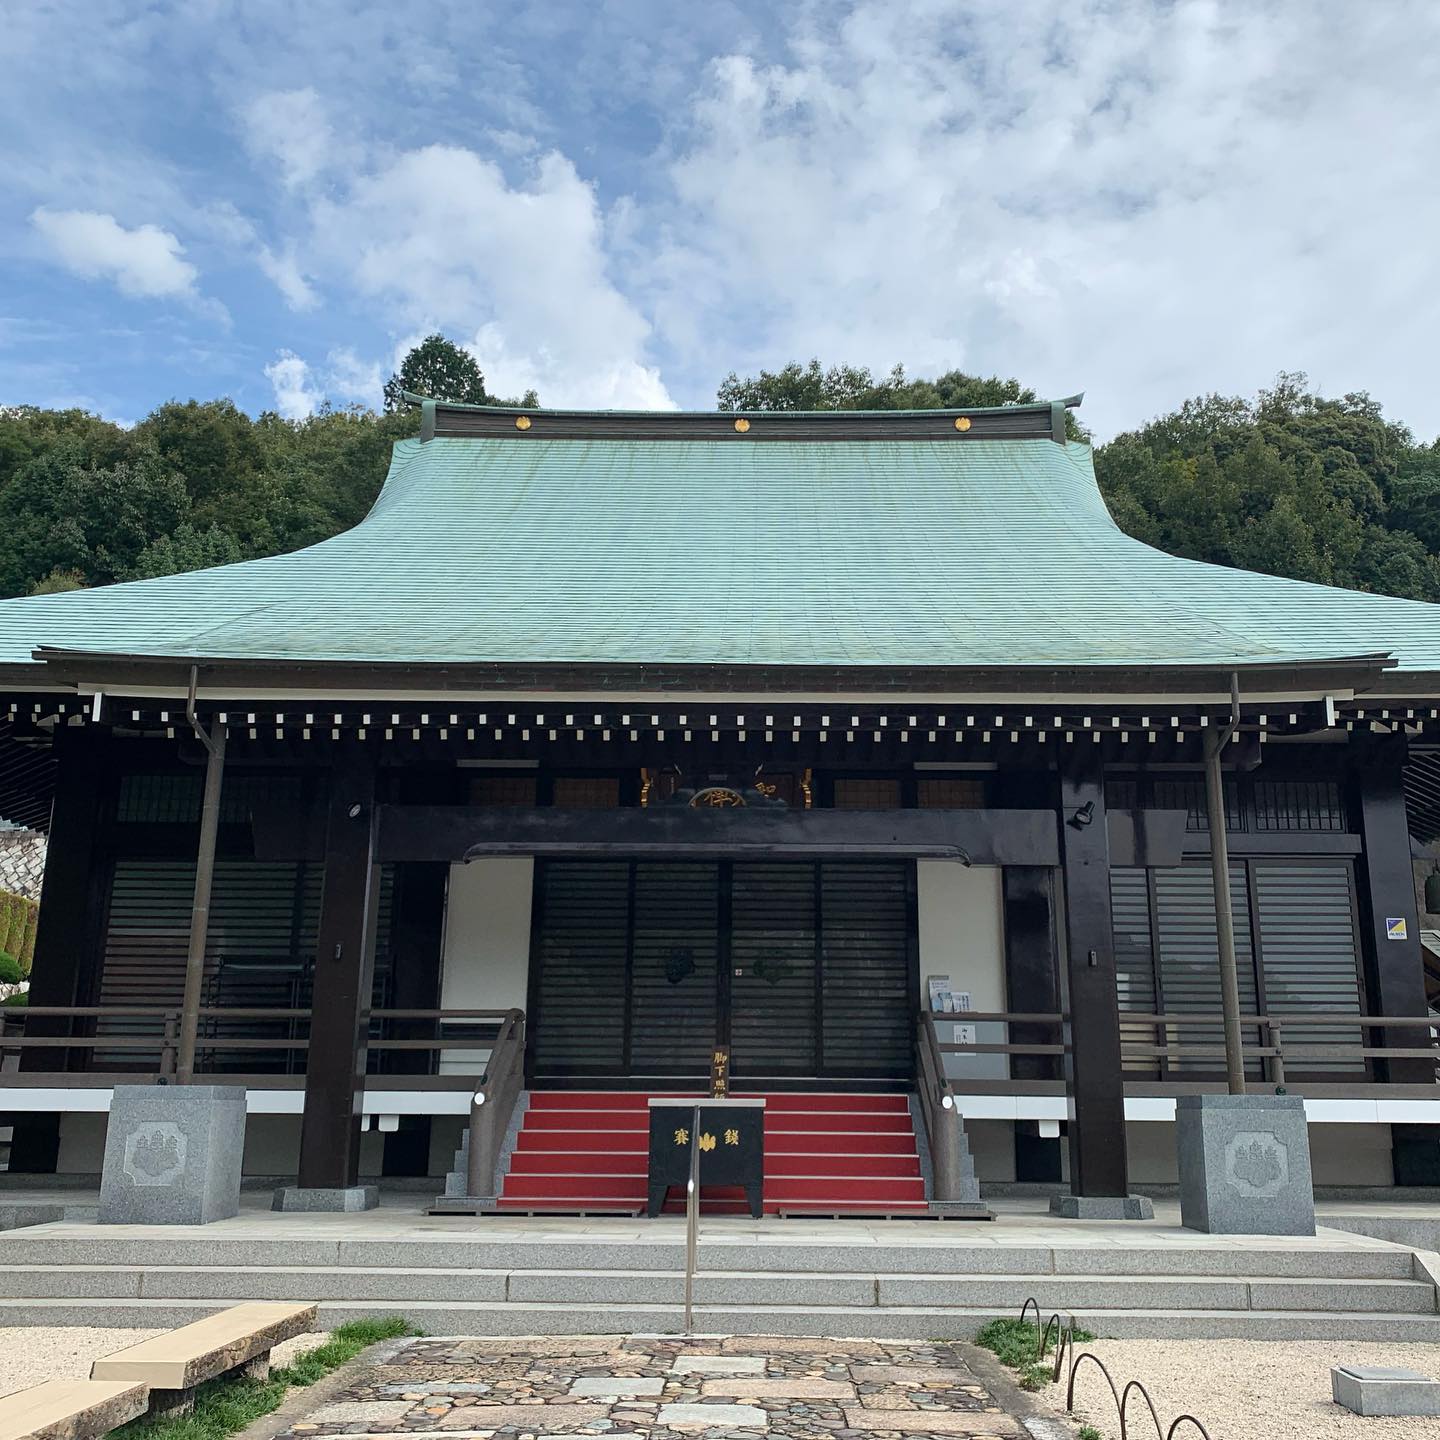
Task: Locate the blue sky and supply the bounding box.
[3,0,1439,441]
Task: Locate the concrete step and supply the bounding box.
[1,1295,1438,1342]
[0,1265,1430,1315]
[0,1234,1420,1279]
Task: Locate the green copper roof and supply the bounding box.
[2,429,1440,674]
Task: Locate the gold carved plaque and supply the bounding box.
[690,786,745,808]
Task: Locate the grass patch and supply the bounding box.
[112,1317,418,1440]
[974,1316,1094,1392]
[1078,1427,1103,1440]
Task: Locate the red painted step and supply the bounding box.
[763,1153,921,1178]
[497,1089,930,1217]
[509,1152,649,1176]
[516,1130,648,1153]
[524,1090,911,1112]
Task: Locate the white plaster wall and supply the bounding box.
[439,858,534,1074]
[917,861,1007,1082]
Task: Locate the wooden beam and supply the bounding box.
[375,804,1060,866]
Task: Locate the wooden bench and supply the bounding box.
[91,1302,317,1415]
[0,1379,149,1440]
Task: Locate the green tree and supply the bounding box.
[0,444,191,594]
[0,406,130,493]
[135,399,264,518]
[1096,373,1440,602]
[716,360,1084,437]
[383,335,491,411]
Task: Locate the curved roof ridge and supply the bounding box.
[399,389,1086,419]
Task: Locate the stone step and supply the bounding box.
[0,1265,1429,1315]
[0,1234,1417,1279]
[2,1295,1438,1342]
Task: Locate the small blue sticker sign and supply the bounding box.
[1386,917,1408,940]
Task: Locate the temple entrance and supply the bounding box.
[528,858,916,1085]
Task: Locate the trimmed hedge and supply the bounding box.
[0,890,38,975]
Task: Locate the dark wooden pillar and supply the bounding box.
[1351,736,1437,1182]
[9,726,111,1173]
[1003,866,1063,1181]
[1352,737,1429,1074]
[1003,868,1061,1080]
[1057,751,1130,1197]
[296,750,380,1191]
[381,863,446,1177]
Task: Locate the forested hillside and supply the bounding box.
[2,349,1438,604]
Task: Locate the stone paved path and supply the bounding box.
[282,1334,1025,1439]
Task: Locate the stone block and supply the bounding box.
[0,1203,64,1231]
[656,1403,767,1426]
[307,1400,416,1425]
[842,1408,1023,1434]
[1176,1093,1315,1235]
[436,1405,608,1429]
[567,1377,664,1397]
[271,1185,378,1212]
[0,1378,150,1440]
[669,1355,766,1375]
[1332,1364,1440,1416]
[1048,1194,1154,1220]
[98,1085,245,1226]
[700,1378,855,1398]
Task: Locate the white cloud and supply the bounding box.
[309,145,673,409]
[325,347,383,406]
[257,244,318,311]
[30,208,201,302]
[263,348,322,418]
[261,346,385,416]
[644,0,1440,437]
[240,87,339,190]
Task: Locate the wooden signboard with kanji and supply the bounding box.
[646,1098,765,1218]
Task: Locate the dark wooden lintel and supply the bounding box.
[375,804,1059,866]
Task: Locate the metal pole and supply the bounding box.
[176,720,225,1084]
[684,1102,700,1334]
[1204,685,1246,1096]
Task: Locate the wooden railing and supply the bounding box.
[915,1011,962,1199]
[0,1006,520,1079]
[926,1009,1440,1091]
[1,1003,1435,1093]
[464,1008,526,1200]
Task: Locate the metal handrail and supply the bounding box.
[684,1102,701,1334]
[464,1008,526,1200]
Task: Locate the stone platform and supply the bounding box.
[0,1191,1436,1340]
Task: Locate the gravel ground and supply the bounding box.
[1051,1338,1440,1440]
[0,1327,330,1399]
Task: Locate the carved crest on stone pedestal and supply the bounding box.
[1223,1128,1289,1199]
[123,1121,187,1187]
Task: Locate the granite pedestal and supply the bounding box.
[98,1084,245,1225]
[271,1185,378,1212]
[1176,1092,1315,1235]
[1332,1365,1440,1416]
[1048,1193,1154,1220]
